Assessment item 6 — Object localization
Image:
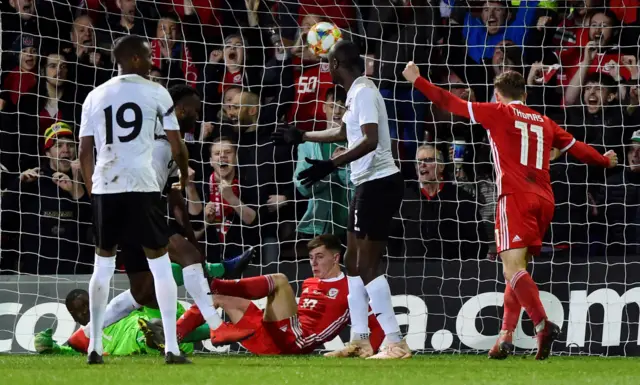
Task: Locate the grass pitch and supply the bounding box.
[2,355,639,385]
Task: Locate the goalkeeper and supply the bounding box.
[34,257,251,356]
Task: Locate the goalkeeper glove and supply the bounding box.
[271,126,304,145]
[298,158,337,187]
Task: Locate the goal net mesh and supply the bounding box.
[0,0,639,356]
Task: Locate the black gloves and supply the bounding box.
[298,158,337,187]
[271,126,304,145]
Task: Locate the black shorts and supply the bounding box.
[348,172,404,240]
[92,192,169,252]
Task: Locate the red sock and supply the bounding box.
[177,304,205,342]
[502,282,521,331]
[510,270,546,326]
[68,328,89,353]
[210,275,275,300]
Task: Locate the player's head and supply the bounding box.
[583,72,617,114]
[482,0,511,35]
[307,234,342,279]
[416,144,445,184]
[112,34,152,77]
[323,86,347,127]
[65,289,90,326]
[327,40,362,86]
[169,84,201,133]
[493,70,527,103]
[227,90,259,129]
[210,136,237,180]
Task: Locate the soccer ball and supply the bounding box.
[307,22,342,57]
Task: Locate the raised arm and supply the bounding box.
[552,121,617,168]
[402,61,472,119]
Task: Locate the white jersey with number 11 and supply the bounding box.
[79,74,180,195]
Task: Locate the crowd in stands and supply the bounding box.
[0,0,639,275]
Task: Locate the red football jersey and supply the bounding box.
[468,101,576,202]
[287,61,333,131]
[296,273,350,348]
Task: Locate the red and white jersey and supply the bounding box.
[287,61,333,131]
[468,101,576,202]
[294,273,350,350]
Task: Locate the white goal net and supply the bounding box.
[1,0,639,356]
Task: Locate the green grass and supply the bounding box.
[2,355,640,385]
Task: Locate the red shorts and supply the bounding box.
[236,302,306,355]
[495,193,554,256]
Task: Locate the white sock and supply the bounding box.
[88,255,116,354]
[347,275,370,340]
[182,264,223,329]
[147,254,180,355]
[365,275,401,343]
[104,290,141,329]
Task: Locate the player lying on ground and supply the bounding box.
[140,234,385,355]
[402,63,617,360]
[272,40,409,359]
[33,259,246,356]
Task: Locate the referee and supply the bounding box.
[272,40,409,359]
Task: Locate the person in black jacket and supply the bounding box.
[389,144,488,259]
[1,52,81,173]
[0,123,92,275]
[595,132,640,256]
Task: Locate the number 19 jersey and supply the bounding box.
[79,74,180,195]
[468,101,576,203]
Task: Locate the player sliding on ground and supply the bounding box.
[272,40,409,359]
[34,259,249,356]
[140,234,385,355]
[402,63,618,360]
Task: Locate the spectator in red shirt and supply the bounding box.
[151,14,199,88]
[560,10,631,87]
[287,14,335,132]
[203,34,260,123]
[2,35,38,107]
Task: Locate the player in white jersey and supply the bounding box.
[78,35,190,364]
[93,85,255,353]
[272,40,409,359]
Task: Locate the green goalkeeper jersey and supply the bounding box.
[101,303,193,355]
[36,303,193,356]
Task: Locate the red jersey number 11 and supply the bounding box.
[515,121,544,170]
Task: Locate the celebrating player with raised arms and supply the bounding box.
[273,40,409,359]
[78,35,191,364]
[402,62,617,360]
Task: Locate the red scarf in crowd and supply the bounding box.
[151,39,198,87]
[209,173,239,241]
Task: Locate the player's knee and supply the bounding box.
[271,273,288,290]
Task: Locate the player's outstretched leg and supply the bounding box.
[501,248,559,360]
[489,277,518,359]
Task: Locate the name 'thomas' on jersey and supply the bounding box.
[468,101,576,203]
[342,76,399,186]
[79,74,180,195]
